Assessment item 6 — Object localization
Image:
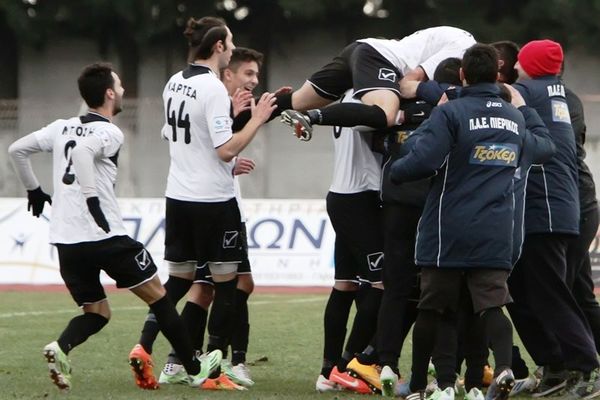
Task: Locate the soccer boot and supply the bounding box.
[329,366,372,394]
[380,365,399,397]
[347,357,382,392]
[280,109,313,141]
[201,373,247,390]
[222,360,254,387]
[316,373,342,392]
[509,374,539,396]
[562,368,600,400]
[43,341,72,391]
[158,362,188,385]
[428,387,456,400]
[483,365,494,387]
[128,344,159,390]
[231,363,255,387]
[532,367,568,397]
[188,349,223,387]
[485,369,515,400]
[466,387,485,400]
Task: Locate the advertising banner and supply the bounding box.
[0,198,336,286]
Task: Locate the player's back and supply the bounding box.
[359,26,476,78]
[34,114,127,244]
[162,65,235,202]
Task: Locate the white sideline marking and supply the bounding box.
[0,296,324,318]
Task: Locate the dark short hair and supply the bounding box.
[184,16,228,61]
[433,57,462,85]
[77,63,115,108]
[497,83,512,102]
[228,47,264,71]
[462,43,499,85]
[491,41,519,84]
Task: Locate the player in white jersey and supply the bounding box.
[277,26,475,140]
[132,17,276,391]
[8,63,222,392]
[158,47,265,388]
[314,90,385,394]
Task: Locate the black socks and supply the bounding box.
[58,312,108,354]
[307,103,388,128]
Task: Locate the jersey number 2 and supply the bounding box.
[167,97,191,144]
[62,140,77,185]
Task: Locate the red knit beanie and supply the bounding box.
[518,39,563,78]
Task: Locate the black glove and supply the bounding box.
[86,197,110,233]
[27,186,52,217]
[402,101,433,125]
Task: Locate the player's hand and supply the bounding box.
[505,84,526,108]
[273,86,293,97]
[27,186,52,217]
[399,78,420,99]
[231,89,254,117]
[234,156,256,175]
[86,197,110,233]
[251,92,277,124]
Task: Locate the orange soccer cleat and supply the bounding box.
[201,373,247,391]
[329,366,373,394]
[128,344,159,390]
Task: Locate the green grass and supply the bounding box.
[0,291,534,399]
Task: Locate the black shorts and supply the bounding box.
[418,267,512,314]
[56,236,158,307]
[165,197,244,266]
[308,42,402,101]
[326,191,384,284]
[194,223,251,284]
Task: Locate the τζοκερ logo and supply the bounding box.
[469,142,519,167]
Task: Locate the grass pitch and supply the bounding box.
[0,290,533,399]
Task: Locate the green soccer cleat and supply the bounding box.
[188,349,223,387]
[43,341,72,391]
[380,365,399,397]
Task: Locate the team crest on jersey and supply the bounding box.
[470,143,519,167]
[378,68,397,82]
[135,249,152,271]
[551,100,571,124]
[367,252,384,271]
[223,231,239,249]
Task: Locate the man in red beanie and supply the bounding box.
[516,39,563,78]
[508,39,600,400]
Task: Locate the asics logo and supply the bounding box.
[378,68,397,82]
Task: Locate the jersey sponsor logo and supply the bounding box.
[213,115,232,134]
[367,252,384,271]
[378,68,397,82]
[551,100,571,123]
[470,142,519,167]
[135,249,152,271]
[223,230,239,248]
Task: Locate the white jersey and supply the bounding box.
[329,91,382,194]
[358,26,476,79]
[162,64,235,202]
[33,113,127,244]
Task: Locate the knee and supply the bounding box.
[83,300,111,320]
[237,274,254,294]
[188,283,215,309]
[333,281,359,291]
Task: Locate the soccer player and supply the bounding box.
[313,90,385,395]
[132,16,276,391]
[508,40,600,399]
[158,47,267,388]
[277,26,475,139]
[390,43,525,400]
[7,63,222,391]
